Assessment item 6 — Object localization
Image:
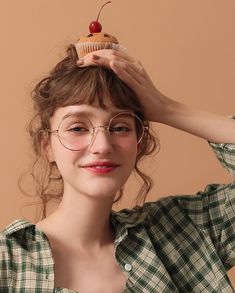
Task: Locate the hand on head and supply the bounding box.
[77,49,169,123]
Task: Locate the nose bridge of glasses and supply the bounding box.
[88,124,114,151]
[92,125,110,135]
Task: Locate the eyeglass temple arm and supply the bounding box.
[47,129,59,134]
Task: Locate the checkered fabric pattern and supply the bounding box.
[1,138,235,292]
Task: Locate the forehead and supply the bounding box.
[51,104,134,126]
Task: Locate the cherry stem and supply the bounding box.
[96,1,111,21]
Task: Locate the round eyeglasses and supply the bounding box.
[48,111,148,151]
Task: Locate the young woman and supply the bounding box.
[0,45,235,293]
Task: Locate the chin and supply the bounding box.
[83,185,121,199]
[77,177,125,199]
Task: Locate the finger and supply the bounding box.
[77,50,147,91]
[109,59,143,89]
[89,49,135,62]
[90,53,143,78]
[77,49,135,67]
[110,58,147,86]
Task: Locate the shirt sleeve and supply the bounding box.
[0,233,10,289]
[178,116,235,270]
[208,115,235,177]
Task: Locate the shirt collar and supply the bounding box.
[110,208,148,246]
[110,207,148,228]
[2,219,35,236]
[2,207,148,239]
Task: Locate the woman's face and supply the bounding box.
[46,103,139,200]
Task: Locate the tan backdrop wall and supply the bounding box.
[0,0,234,286]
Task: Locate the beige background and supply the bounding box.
[0,0,234,286]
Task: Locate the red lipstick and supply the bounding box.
[81,161,120,174]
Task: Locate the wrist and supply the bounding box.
[154,94,180,124]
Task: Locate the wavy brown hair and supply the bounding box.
[20,45,160,221]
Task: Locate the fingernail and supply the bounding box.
[77,59,84,66]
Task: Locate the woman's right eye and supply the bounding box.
[68,124,89,133]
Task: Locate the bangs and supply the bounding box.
[49,66,143,118]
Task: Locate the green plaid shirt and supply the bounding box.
[1,139,235,292]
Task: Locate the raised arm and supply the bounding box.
[78,49,235,144]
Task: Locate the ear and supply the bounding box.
[41,134,55,163]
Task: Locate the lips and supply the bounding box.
[81,161,119,168]
[81,161,120,174]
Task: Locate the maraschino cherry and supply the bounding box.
[89,1,111,33]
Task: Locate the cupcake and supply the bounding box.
[75,32,126,58]
[75,1,126,58]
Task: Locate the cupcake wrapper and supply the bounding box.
[75,42,127,59]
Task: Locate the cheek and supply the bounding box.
[51,139,82,170]
[120,143,138,166]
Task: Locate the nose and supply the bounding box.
[88,126,114,154]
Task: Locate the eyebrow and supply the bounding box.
[62,110,134,120]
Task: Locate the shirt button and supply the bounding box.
[124,263,132,272]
